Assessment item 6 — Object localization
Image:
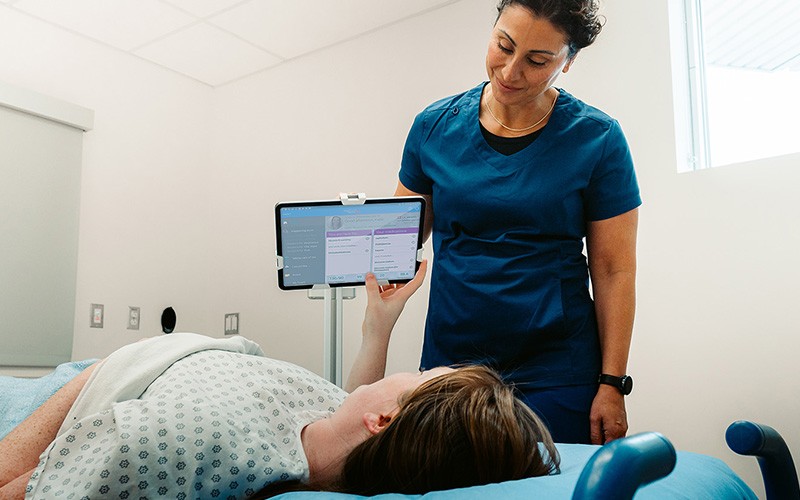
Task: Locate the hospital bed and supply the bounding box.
[0,363,788,499]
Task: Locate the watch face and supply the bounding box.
[621,376,633,395]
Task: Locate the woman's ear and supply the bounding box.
[562,54,577,73]
[362,413,393,435]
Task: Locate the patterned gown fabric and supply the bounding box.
[25,349,347,499]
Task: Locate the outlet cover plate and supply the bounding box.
[128,307,140,330]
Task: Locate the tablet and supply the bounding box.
[275,196,425,290]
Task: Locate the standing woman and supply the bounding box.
[395,0,640,444]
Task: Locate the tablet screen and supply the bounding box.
[275,197,425,290]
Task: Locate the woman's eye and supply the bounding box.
[527,58,546,66]
[498,42,513,54]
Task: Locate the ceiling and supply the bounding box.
[702,0,800,72]
[1,0,459,87]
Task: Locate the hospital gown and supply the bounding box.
[25,349,347,499]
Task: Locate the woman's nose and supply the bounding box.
[502,58,523,82]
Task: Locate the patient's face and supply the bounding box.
[340,367,454,422]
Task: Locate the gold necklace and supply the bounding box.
[485,88,558,133]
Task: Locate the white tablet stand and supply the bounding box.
[307,286,355,387]
[305,193,364,386]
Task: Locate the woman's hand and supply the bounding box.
[589,385,628,444]
[362,260,428,342]
[344,260,428,392]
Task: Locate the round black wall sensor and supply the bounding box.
[161,307,176,333]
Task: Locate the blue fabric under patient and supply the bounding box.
[272,444,756,499]
[0,359,97,439]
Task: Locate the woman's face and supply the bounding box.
[486,4,574,107]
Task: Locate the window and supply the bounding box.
[673,0,800,171]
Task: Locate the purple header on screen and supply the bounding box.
[374,227,418,235]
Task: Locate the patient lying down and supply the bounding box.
[0,262,559,499]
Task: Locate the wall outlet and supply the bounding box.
[127,307,140,330]
[90,303,104,328]
[224,313,239,335]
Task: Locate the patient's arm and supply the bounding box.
[0,468,35,500]
[0,361,99,493]
[345,260,427,392]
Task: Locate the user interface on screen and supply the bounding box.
[276,198,424,290]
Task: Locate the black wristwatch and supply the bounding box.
[598,374,633,395]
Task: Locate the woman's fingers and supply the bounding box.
[365,260,428,302]
[364,272,381,304]
[398,259,427,297]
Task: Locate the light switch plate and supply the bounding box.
[224,313,239,335]
[90,303,104,328]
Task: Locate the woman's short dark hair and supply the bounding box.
[496,0,605,58]
[338,365,559,495]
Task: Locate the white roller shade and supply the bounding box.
[0,82,92,367]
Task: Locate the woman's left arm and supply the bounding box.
[586,208,639,444]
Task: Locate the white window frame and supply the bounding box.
[670,0,710,172]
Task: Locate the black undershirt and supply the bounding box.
[480,122,543,155]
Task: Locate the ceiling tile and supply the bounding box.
[162,0,245,18]
[6,0,459,87]
[134,23,283,86]
[13,0,196,50]
[209,0,456,59]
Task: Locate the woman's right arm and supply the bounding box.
[344,260,428,392]
[394,181,433,243]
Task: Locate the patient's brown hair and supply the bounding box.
[338,365,560,495]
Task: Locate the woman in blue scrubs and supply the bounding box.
[395,0,641,444]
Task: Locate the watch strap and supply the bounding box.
[598,373,633,395]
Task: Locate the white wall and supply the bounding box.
[0,8,218,359]
[2,0,798,496]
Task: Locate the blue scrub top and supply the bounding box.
[400,83,641,389]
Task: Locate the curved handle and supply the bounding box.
[726,420,799,500]
[572,432,676,500]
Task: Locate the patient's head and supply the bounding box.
[339,365,559,494]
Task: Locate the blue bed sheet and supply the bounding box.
[273,443,756,499]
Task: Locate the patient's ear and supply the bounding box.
[362,413,392,435]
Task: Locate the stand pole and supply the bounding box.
[309,287,355,387]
